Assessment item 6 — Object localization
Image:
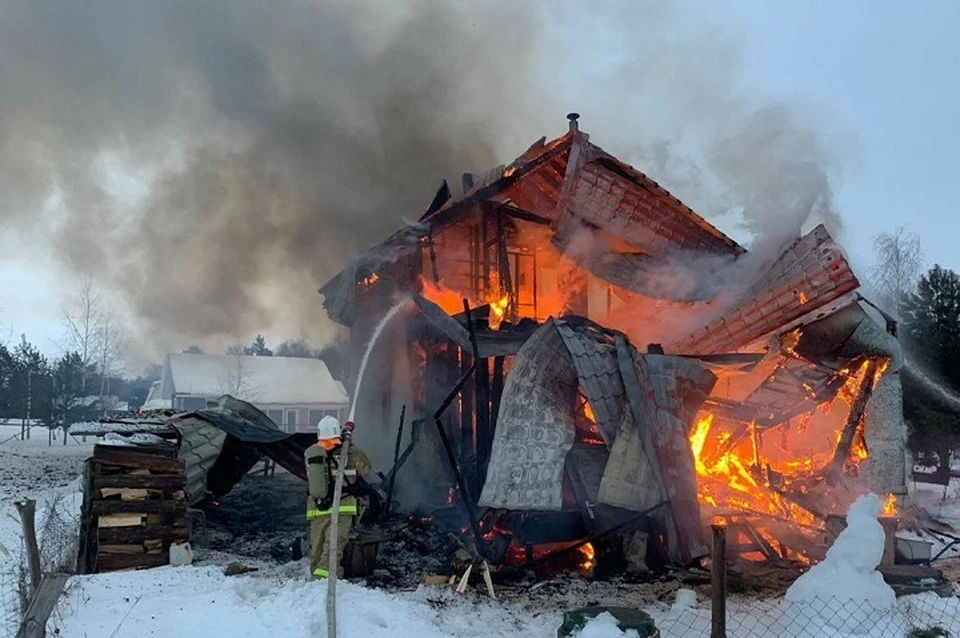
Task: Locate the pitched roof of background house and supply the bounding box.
[163,353,349,406]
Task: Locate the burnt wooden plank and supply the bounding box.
[98,525,189,544]
[96,443,178,458]
[829,360,880,481]
[93,474,185,490]
[92,500,185,515]
[93,446,185,473]
[95,552,169,572]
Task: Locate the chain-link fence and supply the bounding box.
[0,492,82,636]
[654,593,960,637]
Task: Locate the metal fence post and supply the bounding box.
[711,520,727,638]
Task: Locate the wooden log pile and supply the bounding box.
[78,444,188,573]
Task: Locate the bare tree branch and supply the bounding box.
[868,226,924,320]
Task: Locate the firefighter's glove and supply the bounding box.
[315,496,333,511]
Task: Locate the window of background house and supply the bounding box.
[309,410,322,427]
[179,397,206,412]
[267,410,283,426]
[285,409,299,430]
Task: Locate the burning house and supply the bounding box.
[319,114,907,573]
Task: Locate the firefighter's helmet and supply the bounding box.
[317,415,342,440]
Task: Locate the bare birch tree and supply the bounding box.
[218,356,262,402]
[60,277,129,415]
[59,276,102,394]
[95,313,128,414]
[869,227,924,320]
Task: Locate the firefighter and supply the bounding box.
[305,415,372,580]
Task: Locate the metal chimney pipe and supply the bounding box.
[567,112,580,133]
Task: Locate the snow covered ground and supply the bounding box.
[1,430,959,637]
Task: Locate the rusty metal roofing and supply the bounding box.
[554,318,626,446]
[671,225,860,355]
[561,145,744,257]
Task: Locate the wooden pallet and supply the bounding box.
[78,444,187,574]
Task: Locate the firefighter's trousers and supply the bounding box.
[307,497,357,579]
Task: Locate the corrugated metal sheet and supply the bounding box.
[554,318,625,445]
[170,415,227,506]
[627,348,717,563]
[672,225,860,355]
[557,155,743,259]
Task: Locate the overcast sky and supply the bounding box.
[0,0,957,367]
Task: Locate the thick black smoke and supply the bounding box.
[0,0,550,357]
[0,1,845,362]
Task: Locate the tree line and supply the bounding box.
[869,227,960,450]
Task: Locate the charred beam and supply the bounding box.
[495,500,670,578]
[384,405,406,519]
[432,365,488,559]
[828,360,880,482]
[486,202,553,226]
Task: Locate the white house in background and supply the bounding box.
[143,353,350,433]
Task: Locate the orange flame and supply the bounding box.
[882,493,897,517]
[798,291,808,305]
[420,278,512,329]
[489,295,509,330]
[580,543,596,571]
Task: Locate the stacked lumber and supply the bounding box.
[78,444,187,573]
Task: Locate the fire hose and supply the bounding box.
[325,421,354,638]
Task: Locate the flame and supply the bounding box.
[882,493,897,517]
[689,356,893,558]
[798,291,808,305]
[579,543,596,571]
[420,279,467,316]
[419,279,511,329]
[362,272,379,287]
[489,295,509,330]
[583,401,596,423]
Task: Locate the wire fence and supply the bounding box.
[0,492,82,636]
[654,593,960,637]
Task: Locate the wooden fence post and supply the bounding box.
[711,521,727,638]
[15,500,41,596]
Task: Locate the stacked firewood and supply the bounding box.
[77,444,188,573]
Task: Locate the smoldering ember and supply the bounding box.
[9,115,960,638]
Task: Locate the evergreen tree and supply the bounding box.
[903,265,960,388]
[0,342,15,416]
[51,352,97,426]
[244,334,272,357]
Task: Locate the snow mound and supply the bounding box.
[782,494,900,636]
[669,588,697,614]
[576,612,640,638]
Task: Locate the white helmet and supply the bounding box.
[317,415,342,440]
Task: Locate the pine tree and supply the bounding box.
[903,265,960,388]
[244,334,272,357]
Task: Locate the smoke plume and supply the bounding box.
[0,0,846,363]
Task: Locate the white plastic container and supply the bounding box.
[169,542,194,567]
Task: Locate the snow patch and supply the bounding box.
[576,612,640,638]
